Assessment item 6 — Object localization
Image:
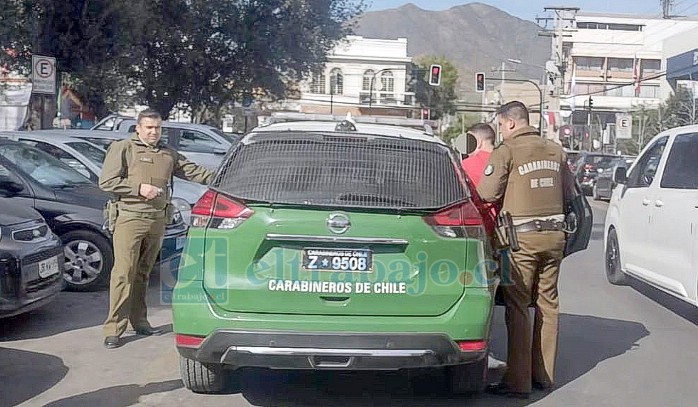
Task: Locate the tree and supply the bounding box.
[442,113,481,144]
[0,0,142,117]
[411,56,459,120]
[125,0,366,120]
[628,86,698,154]
[1,0,366,121]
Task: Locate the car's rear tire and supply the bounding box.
[605,228,628,285]
[180,355,239,394]
[447,355,488,394]
[61,230,113,292]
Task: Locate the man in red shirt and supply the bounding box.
[461,123,507,372]
[461,123,496,187]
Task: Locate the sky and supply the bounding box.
[366,1,697,21]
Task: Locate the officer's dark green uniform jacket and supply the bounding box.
[99,133,213,211]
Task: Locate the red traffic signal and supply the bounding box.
[560,124,573,138]
[429,64,442,86]
[475,72,485,93]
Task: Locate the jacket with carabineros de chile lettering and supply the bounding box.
[98,133,214,213]
[476,126,575,219]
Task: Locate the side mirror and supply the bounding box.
[0,177,25,197]
[613,167,627,184]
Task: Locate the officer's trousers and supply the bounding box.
[103,212,166,338]
[501,230,565,393]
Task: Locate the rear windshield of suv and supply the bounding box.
[215,132,466,209]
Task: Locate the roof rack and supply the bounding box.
[262,112,437,136]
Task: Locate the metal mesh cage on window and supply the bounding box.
[216,133,465,209]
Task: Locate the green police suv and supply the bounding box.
[172,115,498,394]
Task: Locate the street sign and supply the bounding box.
[31,55,56,95]
[616,113,632,139]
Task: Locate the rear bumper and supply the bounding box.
[177,330,486,370]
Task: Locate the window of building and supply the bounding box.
[575,57,604,71]
[605,85,636,97]
[362,70,374,91]
[608,58,634,72]
[380,71,395,102]
[641,59,661,73]
[329,68,343,95]
[577,21,643,31]
[310,73,326,94]
[573,83,605,95]
[639,86,660,98]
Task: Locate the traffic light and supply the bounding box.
[560,124,573,138]
[429,64,442,86]
[588,96,594,110]
[475,72,485,93]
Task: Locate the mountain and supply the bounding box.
[354,2,550,94]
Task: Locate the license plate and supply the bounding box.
[302,248,372,273]
[38,256,60,278]
[176,236,186,250]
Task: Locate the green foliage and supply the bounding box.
[411,56,459,120]
[442,113,482,144]
[0,0,366,120]
[630,87,698,154]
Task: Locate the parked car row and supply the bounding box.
[0,137,189,317]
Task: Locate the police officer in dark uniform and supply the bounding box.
[478,101,575,398]
[99,108,214,349]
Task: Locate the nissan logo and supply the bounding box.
[327,213,351,234]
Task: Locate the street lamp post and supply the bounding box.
[368,68,396,115]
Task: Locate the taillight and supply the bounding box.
[176,334,205,348]
[190,190,254,229]
[423,200,485,239]
[456,340,487,352]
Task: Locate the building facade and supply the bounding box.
[270,36,416,117]
[560,13,698,149]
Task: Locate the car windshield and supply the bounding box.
[0,143,91,187]
[216,132,466,210]
[76,137,116,150]
[66,141,107,167]
[210,128,241,144]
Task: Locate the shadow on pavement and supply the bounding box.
[0,347,68,407]
[43,380,182,407]
[237,313,649,407]
[0,291,108,341]
[628,278,698,326]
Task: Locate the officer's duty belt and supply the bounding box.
[119,208,166,219]
[515,219,565,233]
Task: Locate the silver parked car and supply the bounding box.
[0,130,205,223]
[91,115,240,169]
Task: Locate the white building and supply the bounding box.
[270,36,416,117]
[562,13,698,117]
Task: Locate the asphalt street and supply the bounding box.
[2,200,697,407]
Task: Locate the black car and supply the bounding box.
[572,152,618,195]
[0,139,188,292]
[592,156,636,201]
[0,178,64,318]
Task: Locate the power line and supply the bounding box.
[571,71,667,97]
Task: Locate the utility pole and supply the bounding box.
[662,0,674,18]
[537,6,579,142]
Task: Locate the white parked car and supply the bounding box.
[604,125,698,307]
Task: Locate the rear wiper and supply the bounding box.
[336,192,415,207]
